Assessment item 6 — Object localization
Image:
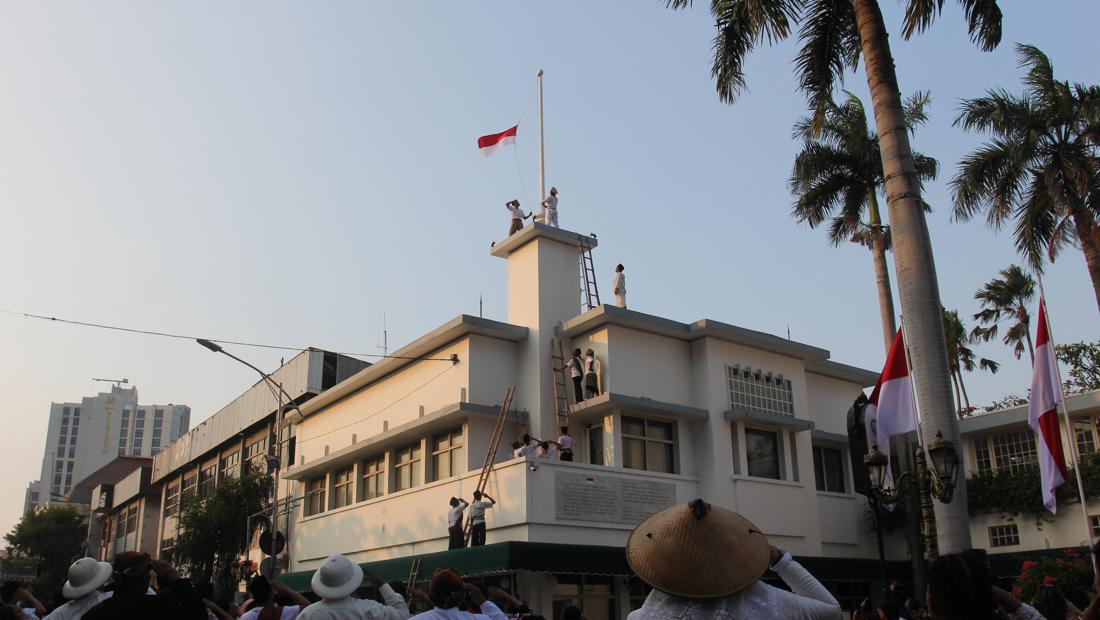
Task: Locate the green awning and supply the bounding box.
[276,542,632,593]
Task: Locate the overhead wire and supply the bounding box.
[0,308,455,362]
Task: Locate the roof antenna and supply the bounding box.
[787,324,791,340]
[479,294,484,318]
[378,313,388,358]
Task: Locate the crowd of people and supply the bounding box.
[7,499,1100,620]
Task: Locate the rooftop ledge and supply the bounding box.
[568,392,708,424]
[289,315,528,422]
[490,223,598,258]
[724,408,816,431]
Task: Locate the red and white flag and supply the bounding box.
[1028,298,1067,513]
[866,328,917,483]
[477,125,517,157]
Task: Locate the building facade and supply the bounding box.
[278,224,895,618]
[35,386,189,506]
[22,481,40,517]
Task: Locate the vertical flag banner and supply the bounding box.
[1028,298,1067,513]
[866,328,918,482]
[478,125,518,157]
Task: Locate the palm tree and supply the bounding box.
[667,0,1004,553]
[943,308,1000,417]
[952,45,1100,312]
[971,265,1037,363]
[790,91,938,352]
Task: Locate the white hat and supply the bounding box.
[62,557,112,599]
[310,554,363,600]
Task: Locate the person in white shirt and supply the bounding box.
[536,441,558,460]
[468,491,495,547]
[238,575,310,620]
[583,349,601,399]
[446,497,468,550]
[612,264,626,308]
[296,554,410,620]
[541,187,559,228]
[559,348,584,404]
[504,200,530,237]
[1,583,46,620]
[626,499,841,620]
[42,558,112,620]
[557,427,575,462]
[410,569,506,620]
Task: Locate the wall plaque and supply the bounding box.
[554,471,677,524]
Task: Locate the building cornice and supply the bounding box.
[489,223,598,259]
[959,389,1100,435]
[567,392,709,424]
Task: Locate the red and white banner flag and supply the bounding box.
[1028,298,1068,513]
[477,125,517,157]
[866,328,917,483]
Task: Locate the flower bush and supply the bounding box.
[1015,550,1094,609]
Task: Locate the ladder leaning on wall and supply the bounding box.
[579,236,601,311]
[550,338,572,429]
[463,386,516,546]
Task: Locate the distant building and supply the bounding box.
[35,385,190,507]
[22,481,39,517]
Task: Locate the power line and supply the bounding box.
[0,308,455,362]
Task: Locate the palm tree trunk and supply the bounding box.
[951,370,962,417]
[958,371,972,413]
[1025,324,1035,364]
[853,0,970,554]
[869,192,898,351]
[1072,209,1100,313]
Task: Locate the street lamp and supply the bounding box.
[925,431,960,503]
[195,338,305,579]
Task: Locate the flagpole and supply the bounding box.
[537,69,546,205]
[1037,277,1096,557]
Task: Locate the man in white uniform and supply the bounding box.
[42,558,112,620]
[612,264,626,308]
[296,554,410,620]
[468,490,495,547]
[446,497,468,550]
[557,427,575,462]
[541,187,559,227]
[504,200,529,236]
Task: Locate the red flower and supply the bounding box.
[1043,576,1057,586]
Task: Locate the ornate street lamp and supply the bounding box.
[925,431,960,503]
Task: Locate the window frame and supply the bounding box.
[331,465,355,509]
[305,477,327,517]
[812,444,846,493]
[360,455,385,502]
[988,524,1020,547]
[621,415,676,474]
[431,427,465,481]
[198,464,217,498]
[393,442,423,492]
[164,483,180,518]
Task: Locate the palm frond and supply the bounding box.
[1015,43,1056,100]
[901,0,944,40]
[950,138,1029,225]
[710,0,802,103]
[794,0,861,133]
[958,0,1003,51]
[903,90,933,131]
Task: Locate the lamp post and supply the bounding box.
[195,339,304,579]
[864,431,961,567]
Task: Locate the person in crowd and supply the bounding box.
[2,583,46,620]
[559,349,583,405]
[520,435,539,459]
[83,552,207,620]
[625,499,841,619]
[536,441,558,460]
[296,554,409,619]
[483,586,534,619]
[557,428,574,462]
[557,604,584,620]
[505,200,531,237]
[925,550,1044,620]
[239,575,311,620]
[510,441,526,460]
[42,557,113,620]
[447,497,469,550]
[852,597,873,620]
[410,569,506,619]
[541,187,559,228]
[469,491,495,547]
[611,264,626,309]
[582,350,600,399]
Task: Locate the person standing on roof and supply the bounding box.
[584,349,601,399]
[504,200,530,237]
[612,264,626,309]
[559,348,584,404]
[446,497,468,550]
[541,187,559,227]
[468,490,496,547]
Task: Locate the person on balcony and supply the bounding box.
[447,497,468,550]
[536,440,558,459]
[583,350,601,399]
[626,499,841,620]
[469,491,495,547]
[559,348,584,405]
[557,427,575,462]
[295,555,409,620]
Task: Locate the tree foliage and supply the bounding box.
[1056,341,1100,394]
[173,469,270,599]
[971,265,1037,362]
[943,307,999,415]
[4,506,87,595]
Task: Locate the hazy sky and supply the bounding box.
[1,2,1097,538]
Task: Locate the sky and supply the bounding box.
[1,2,1097,538]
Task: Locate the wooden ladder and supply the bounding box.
[406,557,421,592]
[550,338,572,429]
[579,236,601,311]
[463,386,516,546]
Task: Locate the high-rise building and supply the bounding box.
[35,386,189,506]
[22,481,40,517]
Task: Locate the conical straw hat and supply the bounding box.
[626,499,770,599]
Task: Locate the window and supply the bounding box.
[245,438,267,463]
[975,440,993,474]
[1076,419,1096,457]
[988,524,1020,547]
[1091,515,1100,539]
[119,410,131,456]
[125,504,138,534]
[114,515,125,540]
[305,477,326,516]
[394,443,422,492]
[220,451,241,480]
[164,484,179,517]
[431,428,465,481]
[745,428,781,480]
[727,365,795,416]
[588,425,604,466]
[360,455,385,501]
[813,446,845,493]
[622,416,675,474]
[990,431,1037,474]
[198,465,217,498]
[332,466,355,509]
[181,472,197,499]
[160,536,175,556]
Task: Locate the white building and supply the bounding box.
[22,481,40,517]
[35,386,189,506]
[277,224,891,618]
